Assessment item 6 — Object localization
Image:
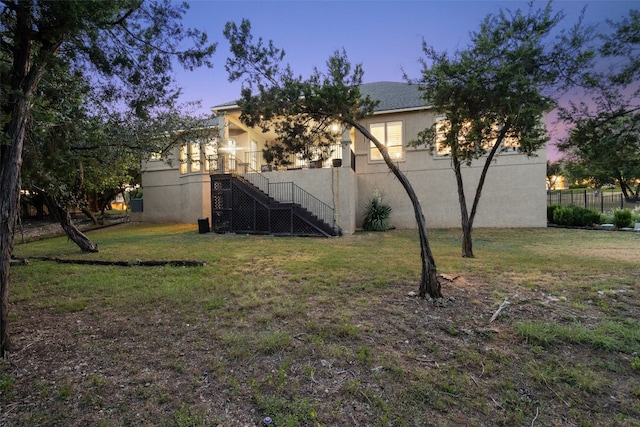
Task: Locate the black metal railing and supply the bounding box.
[214,151,339,231]
[212,174,338,236]
[243,144,343,171]
[547,189,637,213]
[267,182,334,227]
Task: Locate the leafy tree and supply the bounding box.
[223,19,441,300]
[557,10,640,202]
[546,160,564,190]
[410,2,592,257]
[561,159,595,188]
[0,0,216,358]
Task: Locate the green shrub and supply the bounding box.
[613,209,633,229]
[552,205,600,227]
[577,208,601,227]
[547,204,561,223]
[363,188,392,231]
[553,207,574,226]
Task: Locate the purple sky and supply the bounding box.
[174,1,636,160]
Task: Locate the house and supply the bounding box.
[134,82,547,234]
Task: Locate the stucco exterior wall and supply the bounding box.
[260,167,357,235]
[353,110,547,229]
[137,159,211,224]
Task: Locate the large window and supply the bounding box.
[435,117,521,157]
[204,138,217,171]
[179,144,189,174]
[369,121,404,161]
[180,139,216,174]
[435,118,452,156]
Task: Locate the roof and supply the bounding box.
[359,81,426,113]
[211,81,428,114]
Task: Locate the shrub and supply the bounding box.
[362,188,392,231]
[552,205,600,227]
[547,204,561,223]
[552,207,574,226]
[613,209,633,229]
[578,208,601,227]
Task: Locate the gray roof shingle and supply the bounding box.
[359,81,426,112]
[212,81,427,113]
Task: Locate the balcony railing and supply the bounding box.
[243,144,343,171]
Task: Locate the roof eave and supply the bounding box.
[372,105,432,115]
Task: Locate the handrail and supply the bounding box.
[268,182,335,227]
[239,168,336,230]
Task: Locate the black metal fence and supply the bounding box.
[547,189,638,213]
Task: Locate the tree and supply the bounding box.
[546,160,564,190]
[410,2,592,258]
[22,60,213,250]
[557,10,640,202]
[0,0,216,358]
[223,20,441,300]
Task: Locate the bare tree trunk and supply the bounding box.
[42,192,99,253]
[453,126,510,259]
[81,206,100,225]
[452,157,474,258]
[1,0,63,357]
[348,121,442,299]
[0,110,26,357]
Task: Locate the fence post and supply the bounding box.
[601,193,604,213]
[620,193,623,210]
[584,190,587,209]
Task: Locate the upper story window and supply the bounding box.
[434,117,520,157]
[435,118,452,156]
[369,121,404,162]
[180,143,201,174]
[180,138,217,174]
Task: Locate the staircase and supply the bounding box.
[210,173,340,237]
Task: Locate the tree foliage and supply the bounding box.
[411,2,592,257]
[546,160,563,190]
[223,19,441,299]
[0,0,216,357]
[557,10,640,202]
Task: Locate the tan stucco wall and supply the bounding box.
[137,160,211,224]
[353,110,547,229]
[260,167,357,235]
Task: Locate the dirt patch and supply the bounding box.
[2,228,639,426]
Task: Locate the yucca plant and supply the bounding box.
[362,188,392,231]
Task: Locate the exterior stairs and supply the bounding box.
[210,173,339,237]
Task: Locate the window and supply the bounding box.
[179,144,188,174]
[434,118,520,156]
[435,118,451,156]
[369,121,403,161]
[190,142,201,172]
[179,140,210,174]
[204,138,217,172]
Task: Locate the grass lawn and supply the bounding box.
[2,223,639,426]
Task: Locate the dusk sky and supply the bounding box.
[174,1,636,160]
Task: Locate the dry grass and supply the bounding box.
[1,223,639,426]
